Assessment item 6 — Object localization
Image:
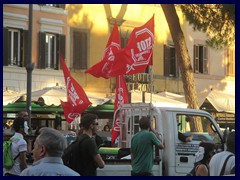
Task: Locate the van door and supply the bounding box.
[174,113,222,175]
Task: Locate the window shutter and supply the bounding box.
[39,32,46,69]
[57,34,65,70]
[21,30,29,67]
[3,28,9,66]
[164,45,170,76]
[58,4,65,9]
[79,32,87,69]
[203,46,208,74]
[194,45,199,73]
[73,31,87,70]
[20,30,24,67]
[73,31,81,69]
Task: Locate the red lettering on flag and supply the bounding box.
[109,15,154,76]
[60,55,92,123]
[111,75,129,145]
[85,22,121,79]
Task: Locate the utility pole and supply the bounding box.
[26,4,34,129]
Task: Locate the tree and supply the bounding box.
[180,4,235,49]
[161,4,235,131]
[161,4,199,109]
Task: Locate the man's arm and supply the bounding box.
[94,154,105,168]
[150,127,164,149]
[19,151,27,171]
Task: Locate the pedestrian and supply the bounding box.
[4,117,28,176]
[17,111,31,135]
[20,127,80,176]
[76,113,105,176]
[178,131,193,142]
[131,116,164,176]
[103,124,110,132]
[177,119,193,142]
[77,122,103,148]
[209,131,235,176]
[187,141,216,176]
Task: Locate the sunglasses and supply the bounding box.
[92,122,99,126]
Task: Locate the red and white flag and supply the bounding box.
[60,55,92,123]
[109,15,154,77]
[61,100,84,123]
[85,22,121,79]
[111,75,129,145]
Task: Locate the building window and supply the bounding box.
[71,29,88,70]
[39,4,65,9]
[226,48,235,76]
[164,44,179,77]
[45,33,57,69]
[3,28,28,67]
[194,45,208,74]
[8,29,20,66]
[39,32,65,70]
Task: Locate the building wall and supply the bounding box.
[3,4,67,92]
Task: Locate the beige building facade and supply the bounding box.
[3,4,235,106]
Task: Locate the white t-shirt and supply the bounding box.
[5,132,27,176]
[209,151,235,176]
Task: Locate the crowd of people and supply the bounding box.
[4,113,235,176]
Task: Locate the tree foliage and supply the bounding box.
[180,4,235,49]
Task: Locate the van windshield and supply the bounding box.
[176,114,221,144]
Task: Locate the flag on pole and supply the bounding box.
[85,22,121,79]
[61,101,80,123]
[60,55,92,123]
[109,15,154,77]
[111,75,129,145]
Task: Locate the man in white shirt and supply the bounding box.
[4,117,28,176]
[209,131,235,176]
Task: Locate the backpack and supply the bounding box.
[3,137,20,169]
[62,136,87,173]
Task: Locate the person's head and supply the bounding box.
[195,141,216,163]
[17,111,30,134]
[81,113,99,133]
[32,127,67,162]
[12,117,25,134]
[103,125,110,132]
[18,111,29,121]
[139,116,150,130]
[226,131,235,154]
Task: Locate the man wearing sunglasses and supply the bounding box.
[76,113,105,176]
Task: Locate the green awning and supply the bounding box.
[3,102,114,115]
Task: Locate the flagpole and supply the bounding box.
[149,66,153,117]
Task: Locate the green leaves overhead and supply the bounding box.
[180,4,235,49]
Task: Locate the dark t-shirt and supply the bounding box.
[78,134,99,176]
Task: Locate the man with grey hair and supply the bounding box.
[209,131,235,176]
[20,127,80,176]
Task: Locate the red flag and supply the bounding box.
[111,75,129,145]
[60,55,92,123]
[61,100,81,123]
[109,15,154,76]
[85,22,121,79]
